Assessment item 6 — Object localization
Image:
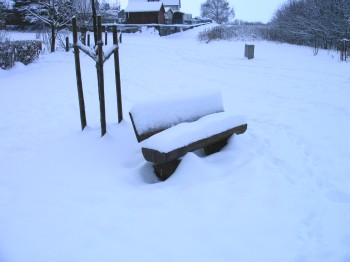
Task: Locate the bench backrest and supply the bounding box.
[129,89,224,142]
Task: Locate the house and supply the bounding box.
[172,11,184,24]
[118,10,126,23]
[172,12,192,24]
[125,2,166,24]
[165,8,173,24]
[163,0,181,12]
[128,0,181,13]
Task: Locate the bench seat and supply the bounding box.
[142,112,246,156]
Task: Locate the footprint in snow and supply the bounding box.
[326,190,350,203]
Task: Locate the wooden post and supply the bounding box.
[344,40,347,62]
[119,31,122,44]
[105,31,108,45]
[65,36,69,52]
[113,27,123,123]
[87,33,90,47]
[97,16,107,136]
[72,17,87,131]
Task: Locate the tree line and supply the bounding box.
[199,0,350,53]
[269,0,350,52]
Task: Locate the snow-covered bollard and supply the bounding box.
[245,44,255,59]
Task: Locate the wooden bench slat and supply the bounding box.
[142,123,247,165]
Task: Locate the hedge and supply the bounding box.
[0,40,42,69]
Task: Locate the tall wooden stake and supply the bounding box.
[91,0,98,45]
[97,16,107,136]
[113,27,123,123]
[72,17,87,131]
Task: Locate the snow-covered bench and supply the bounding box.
[129,89,248,181]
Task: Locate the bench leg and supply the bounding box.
[203,137,230,155]
[154,159,180,181]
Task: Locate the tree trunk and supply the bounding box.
[80,26,87,45]
[91,0,98,45]
[97,16,106,136]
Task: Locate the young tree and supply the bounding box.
[109,0,120,11]
[27,0,74,52]
[72,0,107,45]
[73,0,94,44]
[200,0,235,24]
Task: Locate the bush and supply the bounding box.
[0,40,42,69]
[198,24,271,42]
[0,41,15,69]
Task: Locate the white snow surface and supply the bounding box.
[142,112,246,152]
[129,0,180,5]
[125,2,163,12]
[1,25,350,262]
[130,88,224,136]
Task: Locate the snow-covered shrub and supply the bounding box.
[0,41,15,69]
[13,40,42,65]
[198,24,271,42]
[198,26,226,42]
[0,40,42,69]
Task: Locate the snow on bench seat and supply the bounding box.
[129,88,224,142]
[142,112,246,153]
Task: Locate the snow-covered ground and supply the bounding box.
[1,25,350,262]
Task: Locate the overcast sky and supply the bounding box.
[118,0,287,23]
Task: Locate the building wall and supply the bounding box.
[165,10,173,24]
[127,10,165,24]
[157,9,165,24]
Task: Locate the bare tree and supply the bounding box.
[27,0,74,52]
[109,0,120,11]
[73,0,93,44]
[200,0,235,24]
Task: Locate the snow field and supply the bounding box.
[1,25,350,262]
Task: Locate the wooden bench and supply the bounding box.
[129,89,248,181]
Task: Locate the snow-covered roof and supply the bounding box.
[125,2,163,12]
[128,0,181,7]
[163,0,180,6]
[165,7,173,13]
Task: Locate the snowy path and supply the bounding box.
[1,27,350,262]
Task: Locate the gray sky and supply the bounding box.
[119,0,287,23]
